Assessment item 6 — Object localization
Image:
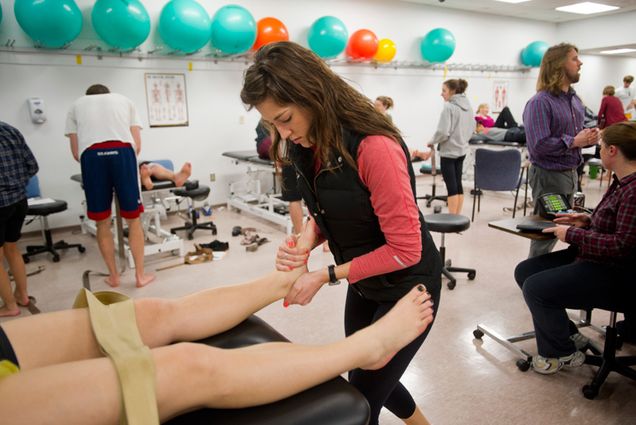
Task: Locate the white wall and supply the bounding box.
[0,0,632,229]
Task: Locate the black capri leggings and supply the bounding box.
[344,285,441,425]
[440,155,465,196]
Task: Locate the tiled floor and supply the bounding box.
[2,174,635,425]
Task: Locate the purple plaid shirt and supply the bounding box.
[523,89,585,171]
[567,172,636,266]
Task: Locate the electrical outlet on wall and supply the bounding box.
[209,173,216,182]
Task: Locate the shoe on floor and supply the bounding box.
[570,332,590,350]
[532,351,585,375]
[616,320,636,343]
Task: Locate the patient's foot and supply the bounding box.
[174,162,192,187]
[0,305,21,317]
[140,164,154,190]
[136,273,156,288]
[105,275,120,288]
[358,285,434,370]
[13,290,30,307]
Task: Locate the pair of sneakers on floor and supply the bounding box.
[532,332,589,375]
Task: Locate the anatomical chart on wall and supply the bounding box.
[145,73,189,127]
[492,81,508,113]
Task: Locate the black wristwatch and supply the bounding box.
[327,265,340,286]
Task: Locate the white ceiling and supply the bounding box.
[401,0,636,57]
[401,0,636,23]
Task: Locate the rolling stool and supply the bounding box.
[23,176,86,263]
[170,184,217,240]
[424,213,476,290]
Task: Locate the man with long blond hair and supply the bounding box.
[522,43,599,258]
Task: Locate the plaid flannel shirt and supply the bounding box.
[567,172,636,265]
[0,122,39,207]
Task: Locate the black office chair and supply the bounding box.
[582,310,636,399]
[423,213,476,290]
[23,176,86,263]
[170,184,217,240]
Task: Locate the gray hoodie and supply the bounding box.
[430,93,474,158]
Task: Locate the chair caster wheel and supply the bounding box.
[516,359,531,372]
[78,246,86,253]
[23,255,30,264]
[582,384,598,400]
[187,234,194,240]
[27,246,36,252]
[473,329,484,339]
[52,255,60,263]
[445,259,452,267]
[468,271,476,280]
[447,280,456,290]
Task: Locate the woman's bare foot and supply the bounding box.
[136,273,156,288]
[140,164,154,190]
[13,290,30,307]
[0,305,21,317]
[105,275,120,288]
[174,162,192,187]
[357,285,434,370]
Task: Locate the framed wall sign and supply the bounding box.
[145,73,189,127]
[492,81,509,113]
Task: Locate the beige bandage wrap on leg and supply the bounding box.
[74,289,159,425]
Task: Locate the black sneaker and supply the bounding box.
[200,240,229,251]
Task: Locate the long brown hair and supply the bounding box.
[602,122,636,161]
[240,42,401,167]
[536,43,578,95]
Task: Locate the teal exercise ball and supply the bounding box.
[521,41,548,67]
[14,0,83,48]
[92,0,151,51]
[420,28,456,63]
[159,0,210,53]
[210,5,256,55]
[1,4,3,26]
[307,16,348,59]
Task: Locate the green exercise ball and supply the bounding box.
[92,0,151,51]
[14,0,83,48]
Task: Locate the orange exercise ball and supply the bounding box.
[374,38,396,62]
[252,17,288,50]
[346,29,378,60]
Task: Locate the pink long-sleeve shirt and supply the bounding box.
[314,135,422,283]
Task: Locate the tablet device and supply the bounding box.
[516,221,555,233]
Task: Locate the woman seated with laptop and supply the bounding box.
[513,121,636,375]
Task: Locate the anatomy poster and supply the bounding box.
[492,81,508,113]
[145,73,189,127]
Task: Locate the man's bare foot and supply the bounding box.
[105,276,120,288]
[174,162,192,187]
[140,164,154,190]
[14,291,30,307]
[358,285,434,370]
[136,273,156,288]
[0,305,21,317]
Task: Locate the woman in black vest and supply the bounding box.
[241,42,442,425]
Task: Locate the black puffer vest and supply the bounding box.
[290,129,442,302]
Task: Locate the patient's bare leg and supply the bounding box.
[0,286,433,424]
[3,221,315,370]
[139,164,154,190]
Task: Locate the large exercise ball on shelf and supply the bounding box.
[14,0,83,48]
[307,16,348,59]
[159,0,210,53]
[252,17,288,51]
[346,29,378,60]
[521,41,548,67]
[420,28,455,63]
[374,38,396,62]
[210,5,256,54]
[1,4,3,26]
[92,0,151,51]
